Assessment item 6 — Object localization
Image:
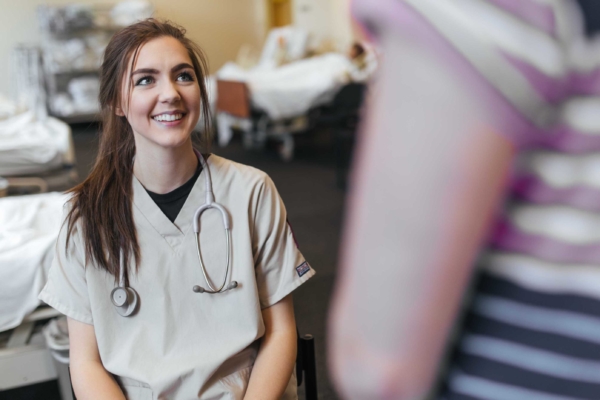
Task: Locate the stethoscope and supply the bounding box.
[110,152,238,317]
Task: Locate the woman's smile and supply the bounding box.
[152,110,187,126]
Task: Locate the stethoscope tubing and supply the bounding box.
[195,229,231,292]
[192,152,234,293]
[112,151,236,317]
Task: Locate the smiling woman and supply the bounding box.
[119,36,203,193]
[38,19,313,400]
[120,37,201,162]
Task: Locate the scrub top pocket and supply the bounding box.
[122,385,153,400]
[119,377,153,400]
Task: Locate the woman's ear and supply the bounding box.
[115,106,125,116]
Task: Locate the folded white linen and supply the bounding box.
[0,192,69,332]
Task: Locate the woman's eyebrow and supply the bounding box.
[131,63,193,76]
[171,63,194,72]
[131,68,158,76]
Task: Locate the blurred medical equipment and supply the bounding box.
[5,47,78,191]
[38,2,153,122]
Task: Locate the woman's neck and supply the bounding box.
[133,142,199,194]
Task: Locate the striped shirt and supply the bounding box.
[354,0,600,398]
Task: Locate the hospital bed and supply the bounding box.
[216,78,367,163]
[0,307,73,400]
[214,47,375,160]
[0,111,78,194]
[0,191,73,399]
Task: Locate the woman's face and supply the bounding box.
[118,36,201,152]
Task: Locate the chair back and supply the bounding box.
[216,80,251,118]
[297,333,318,400]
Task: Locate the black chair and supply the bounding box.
[296,332,318,400]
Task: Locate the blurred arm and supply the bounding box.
[68,318,126,399]
[328,32,515,399]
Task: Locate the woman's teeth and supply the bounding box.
[153,113,183,122]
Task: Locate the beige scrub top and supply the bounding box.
[39,155,315,400]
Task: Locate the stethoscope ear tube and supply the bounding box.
[192,152,237,294]
[193,203,231,233]
[193,224,234,294]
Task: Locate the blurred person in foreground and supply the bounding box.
[329,0,600,398]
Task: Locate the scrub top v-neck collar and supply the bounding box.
[131,154,215,251]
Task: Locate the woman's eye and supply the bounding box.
[135,76,154,86]
[177,72,194,82]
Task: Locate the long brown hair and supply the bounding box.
[65,19,211,283]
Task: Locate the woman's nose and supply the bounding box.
[159,80,181,103]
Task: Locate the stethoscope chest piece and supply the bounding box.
[111,286,139,317]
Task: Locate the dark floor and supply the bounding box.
[3,126,347,400]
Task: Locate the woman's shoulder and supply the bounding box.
[208,154,272,187]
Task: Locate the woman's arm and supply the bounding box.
[244,294,297,400]
[67,317,126,400]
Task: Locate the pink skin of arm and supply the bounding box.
[68,318,126,399]
[244,294,298,400]
[328,33,515,399]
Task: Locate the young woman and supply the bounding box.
[39,19,314,400]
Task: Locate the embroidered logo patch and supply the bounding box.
[296,261,310,277]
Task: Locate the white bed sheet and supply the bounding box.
[217,53,358,120]
[0,111,71,176]
[0,192,69,332]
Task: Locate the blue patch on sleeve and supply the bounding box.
[296,261,311,277]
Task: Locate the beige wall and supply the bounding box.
[291,0,353,51]
[329,0,353,51]
[0,0,267,97]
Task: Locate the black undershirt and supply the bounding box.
[145,154,208,223]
